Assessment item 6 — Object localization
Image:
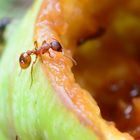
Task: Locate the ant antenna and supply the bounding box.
[63,54,77,65]
[62,50,77,65]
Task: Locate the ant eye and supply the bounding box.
[50,40,62,52]
[19,52,31,69]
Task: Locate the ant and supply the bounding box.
[19,40,76,87]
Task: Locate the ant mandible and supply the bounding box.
[19,40,76,87]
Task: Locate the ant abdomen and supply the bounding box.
[19,52,32,69]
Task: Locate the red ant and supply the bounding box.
[19,40,76,87]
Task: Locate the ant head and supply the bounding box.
[50,40,62,52]
[19,52,31,69]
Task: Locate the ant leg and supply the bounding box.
[42,40,47,45]
[18,68,22,76]
[34,41,38,49]
[35,40,47,48]
[30,55,38,88]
